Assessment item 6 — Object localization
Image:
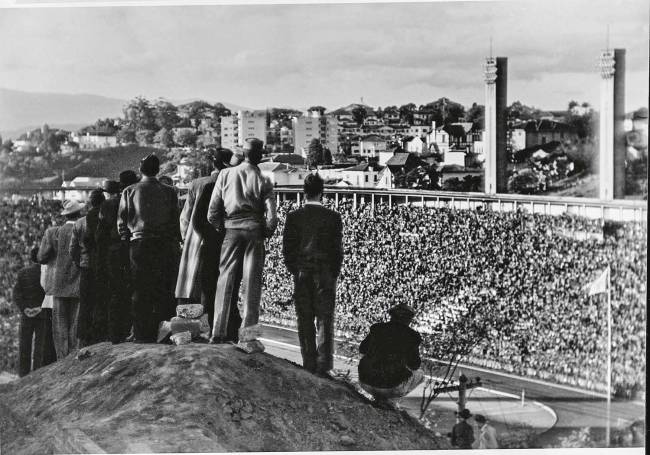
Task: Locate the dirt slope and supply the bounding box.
[0,342,445,453]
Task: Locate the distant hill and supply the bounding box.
[0,88,127,138]
[64,145,165,181]
[328,103,375,115]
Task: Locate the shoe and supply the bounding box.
[316,370,334,380]
[208,337,226,345]
[236,339,265,354]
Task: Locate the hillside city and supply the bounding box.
[1,97,647,198]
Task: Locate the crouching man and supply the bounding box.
[358,303,424,402]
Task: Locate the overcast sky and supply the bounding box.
[0,0,648,111]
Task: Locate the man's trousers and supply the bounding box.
[129,238,179,342]
[18,314,46,377]
[52,297,80,360]
[212,228,264,341]
[77,267,97,347]
[293,269,336,374]
[104,243,132,343]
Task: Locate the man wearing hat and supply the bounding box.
[96,177,132,343]
[175,148,241,340]
[70,189,105,346]
[38,199,84,359]
[118,155,181,342]
[207,138,277,352]
[358,301,424,402]
[451,408,475,449]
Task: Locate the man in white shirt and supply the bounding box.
[474,414,498,449]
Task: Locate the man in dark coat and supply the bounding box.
[282,173,343,376]
[207,139,277,352]
[118,155,181,342]
[175,148,242,340]
[358,302,424,399]
[70,189,105,346]
[96,176,136,344]
[451,408,475,449]
[38,200,84,359]
[13,247,46,376]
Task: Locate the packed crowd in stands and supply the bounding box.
[262,198,646,396]
[0,195,646,396]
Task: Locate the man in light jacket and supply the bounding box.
[207,138,277,352]
[474,414,498,449]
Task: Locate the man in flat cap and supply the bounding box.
[175,148,241,339]
[118,155,181,342]
[207,138,277,352]
[70,188,105,347]
[96,177,132,343]
[358,301,424,403]
[38,200,85,359]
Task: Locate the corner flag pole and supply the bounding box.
[605,265,612,447]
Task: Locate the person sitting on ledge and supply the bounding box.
[358,302,424,403]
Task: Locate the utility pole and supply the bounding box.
[434,374,482,422]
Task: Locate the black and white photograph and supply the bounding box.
[0,0,647,453]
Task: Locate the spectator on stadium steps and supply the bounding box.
[474,414,498,449]
[207,138,277,353]
[12,247,46,377]
[358,303,424,401]
[450,408,475,449]
[37,200,84,359]
[118,155,181,343]
[70,189,105,347]
[282,173,343,377]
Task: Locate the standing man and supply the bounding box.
[282,174,343,376]
[175,148,242,339]
[474,414,498,449]
[70,188,104,347]
[38,200,84,359]
[13,247,46,376]
[207,138,277,352]
[451,408,475,450]
[118,155,181,343]
[96,178,132,344]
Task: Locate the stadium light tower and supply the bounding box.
[598,47,626,200]
[483,51,508,194]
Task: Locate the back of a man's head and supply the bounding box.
[303,173,324,200]
[140,154,160,177]
[30,246,39,264]
[119,170,140,190]
[243,138,264,165]
[89,189,105,208]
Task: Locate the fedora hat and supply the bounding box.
[61,200,83,216]
[101,179,120,194]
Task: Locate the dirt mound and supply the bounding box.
[0,342,444,453]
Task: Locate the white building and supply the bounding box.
[443,150,467,167]
[60,176,107,201]
[508,128,526,152]
[74,132,118,150]
[358,134,387,158]
[405,136,426,154]
[292,111,339,156]
[220,115,238,150]
[258,162,306,186]
[238,110,267,146]
[425,122,450,155]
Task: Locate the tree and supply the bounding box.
[173,128,197,147]
[424,98,466,125]
[507,101,542,122]
[306,138,324,168]
[399,103,417,124]
[323,148,333,165]
[153,128,174,149]
[465,103,485,130]
[123,96,156,131]
[116,128,136,145]
[154,99,180,130]
[508,169,540,193]
[213,103,232,118]
[351,106,367,126]
[136,129,156,146]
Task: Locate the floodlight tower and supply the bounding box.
[484,49,508,194]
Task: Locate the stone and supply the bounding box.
[340,435,355,446]
[157,321,173,343]
[198,313,210,334]
[170,332,192,345]
[170,318,202,338]
[176,304,204,319]
[76,349,91,360]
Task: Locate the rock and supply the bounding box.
[76,349,91,360]
[170,318,202,338]
[157,321,173,343]
[170,332,192,345]
[176,304,204,319]
[198,313,210,334]
[339,435,355,446]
